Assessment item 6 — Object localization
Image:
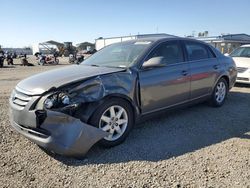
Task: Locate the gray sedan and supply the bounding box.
[9,37,237,157]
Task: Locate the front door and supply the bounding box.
[139,40,190,114]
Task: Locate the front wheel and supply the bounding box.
[89,98,134,147]
[209,78,228,107]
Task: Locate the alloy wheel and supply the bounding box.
[215,81,226,103]
[99,105,128,141]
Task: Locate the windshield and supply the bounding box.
[230,47,250,58]
[81,41,151,68]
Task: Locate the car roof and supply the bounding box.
[134,36,223,57]
[122,36,177,43]
[124,36,208,45]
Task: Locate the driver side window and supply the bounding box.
[146,41,184,65]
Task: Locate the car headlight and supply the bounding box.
[61,94,70,105]
[44,92,70,109]
[44,98,55,109]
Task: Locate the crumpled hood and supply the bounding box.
[232,57,250,68]
[16,65,124,95]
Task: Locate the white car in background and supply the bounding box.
[230,45,250,84]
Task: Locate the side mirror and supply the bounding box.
[142,57,166,69]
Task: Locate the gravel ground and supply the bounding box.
[0,58,250,187]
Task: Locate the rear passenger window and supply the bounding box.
[207,47,216,58]
[147,41,184,65]
[185,42,213,61]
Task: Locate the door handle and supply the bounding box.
[182,70,188,76]
[213,65,219,70]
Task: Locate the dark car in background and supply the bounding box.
[9,37,237,157]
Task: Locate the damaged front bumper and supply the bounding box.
[9,106,108,157]
[9,71,135,157]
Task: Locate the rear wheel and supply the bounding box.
[209,78,228,107]
[38,60,45,66]
[89,98,134,147]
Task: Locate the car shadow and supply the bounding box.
[51,89,250,166]
[0,65,16,68]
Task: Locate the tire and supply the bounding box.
[209,78,228,107]
[38,60,45,66]
[89,98,134,147]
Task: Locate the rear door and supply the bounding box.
[138,40,190,114]
[184,41,221,99]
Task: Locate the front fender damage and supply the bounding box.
[37,72,135,156]
[39,111,109,157]
[69,73,133,103]
[65,72,136,122]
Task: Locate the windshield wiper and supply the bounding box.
[103,65,127,69]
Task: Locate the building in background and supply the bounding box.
[76,42,95,51]
[95,33,250,54]
[195,34,250,54]
[95,33,175,51]
[2,47,32,55]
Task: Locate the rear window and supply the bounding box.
[186,42,214,61]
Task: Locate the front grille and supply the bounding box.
[12,89,32,108]
[237,67,248,73]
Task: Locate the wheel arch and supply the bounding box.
[213,74,230,92]
[209,74,229,107]
[218,75,230,88]
[85,94,138,124]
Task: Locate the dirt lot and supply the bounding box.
[0,57,250,187]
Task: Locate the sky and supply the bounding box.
[0,0,250,47]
